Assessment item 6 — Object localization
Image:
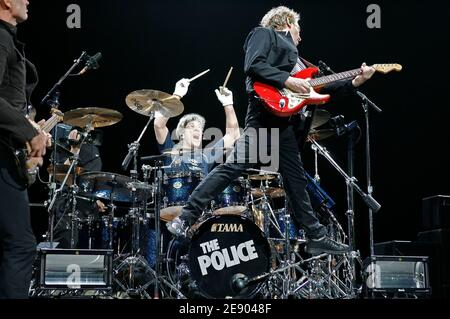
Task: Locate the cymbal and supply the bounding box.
[47,165,85,186]
[267,187,285,198]
[64,107,123,128]
[310,109,331,129]
[251,187,285,198]
[308,129,336,142]
[126,89,184,118]
[249,174,276,181]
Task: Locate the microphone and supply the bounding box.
[230,273,249,293]
[79,52,102,75]
[318,60,333,74]
[230,273,268,293]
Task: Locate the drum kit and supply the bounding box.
[34,88,370,300]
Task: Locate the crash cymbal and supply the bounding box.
[310,109,331,129]
[308,129,336,142]
[64,107,123,129]
[126,89,184,118]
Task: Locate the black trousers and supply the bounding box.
[0,146,36,299]
[180,124,327,239]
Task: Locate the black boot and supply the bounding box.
[305,236,350,255]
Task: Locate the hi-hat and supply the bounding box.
[249,174,277,181]
[310,109,331,129]
[126,89,184,118]
[64,107,123,128]
[252,187,285,198]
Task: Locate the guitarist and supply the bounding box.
[0,0,50,298]
[168,6,374,255]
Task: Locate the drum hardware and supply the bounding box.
[46,129,93,249]
[111,167,157,298]
[141,161,187,298]
[307,135,381,298]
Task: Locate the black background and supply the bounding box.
[21,0,450,259]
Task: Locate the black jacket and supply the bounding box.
[0,19,38,148]
[243,27,355,129]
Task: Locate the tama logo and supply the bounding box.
[211,223,243,232]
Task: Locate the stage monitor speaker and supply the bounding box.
[36,248,113,290]
[422,195,450,230]
[363,255,431,298]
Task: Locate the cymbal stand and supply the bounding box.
[121,113,154,172]
[46,129,91,249]
[113,172,153,298]
[311,143,321,183]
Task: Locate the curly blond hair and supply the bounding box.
[260,6,300,30]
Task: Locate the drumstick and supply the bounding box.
[188,69,210,82]
[222,67,233,92]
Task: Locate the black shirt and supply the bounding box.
[0,19,38,148]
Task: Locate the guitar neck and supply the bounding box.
[309,68,362,88]
[40,114,61,133]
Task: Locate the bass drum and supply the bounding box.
[166,215,270,299]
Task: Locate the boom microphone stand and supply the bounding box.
[318,61,382,257]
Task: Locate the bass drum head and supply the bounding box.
[188,215,270,298]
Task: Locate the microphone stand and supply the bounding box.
[40,51,88,107]
[41,51,87,247]
[358,91,381,257]
[318,61,382,257]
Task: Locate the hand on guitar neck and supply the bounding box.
[351,62,376,87]
[27,119,52,159]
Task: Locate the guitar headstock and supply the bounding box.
[373,63,403,74]
[50,108,64,122]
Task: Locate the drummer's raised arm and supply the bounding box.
[154,79,190,145]
[154,111,169,145]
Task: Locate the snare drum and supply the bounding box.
[166,215,270,298]
[161,171,203,221]
[211,178,248,215]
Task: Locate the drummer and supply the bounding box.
[153,79,241,176]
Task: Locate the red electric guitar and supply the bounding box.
[253,63,402,117]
